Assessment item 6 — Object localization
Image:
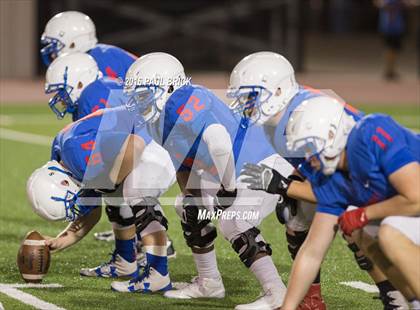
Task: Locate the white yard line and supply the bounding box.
[340,281,379,293]
[0,114,55,126]
[0,283,65,310]
[0,301,4,310]
[0,284,63,289]
[0,128,52,146]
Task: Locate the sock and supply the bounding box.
[144,245,168,275]
[192,250,221,279]
[115,238,136,263]
[250,255,286,292]
[376,280,395,296]
[409,299,420,309]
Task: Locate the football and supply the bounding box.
[17,230,51,283]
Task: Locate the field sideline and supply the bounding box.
[0,104,418,310]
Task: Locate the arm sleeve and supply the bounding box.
[202,124,236,191]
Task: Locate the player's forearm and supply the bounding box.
[367,163,420,219]
[365,195,420,220]
[287,180,317,203]
[203,124,236,191]
[49,207,101,252]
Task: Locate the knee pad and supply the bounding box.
[105,205,134,227]
[232,227,272,268]
[181,204,217,249]
[347,241,374,271]
[132,197,168,234]
[286,230,308,260]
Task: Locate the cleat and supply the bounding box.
[379,290,409,310]
[164,276,225,299]
[80,251,138,278]
[111,266,171,293]
[234,283,286,310]
[94,230,115,242]
[297,284,326,310]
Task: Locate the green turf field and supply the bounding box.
[0,104,418,310]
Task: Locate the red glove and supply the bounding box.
[338,208,369,236]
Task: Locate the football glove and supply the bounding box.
[338,207,369,236]
[240,163,292,195]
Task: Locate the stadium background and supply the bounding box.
[0,1,418,309]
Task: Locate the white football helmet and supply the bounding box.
[26,161,82,221]
[41,11,98,65]
[124,52,187,123]
[286,96,356,175]
[228,51,299,125]
[45,52,100,119]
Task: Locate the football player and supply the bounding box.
[41,11,136,80]
[41,10,141,243]
[234,52,407,309]
[45,52,176,257]
[124,52,299,309]
[277,96,420,309]
[44,52,118,121]
[27,105,176,293]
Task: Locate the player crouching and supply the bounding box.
[278,97,419,309]
[26,106,175,293]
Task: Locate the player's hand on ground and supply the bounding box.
[44,237,63,252]
[214,185,237,209]
[240,163,291,195]
[338,207,368,236]
[44,232,76,252]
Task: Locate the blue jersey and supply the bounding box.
[51,106,151,188]
[88,44,137,80]
[379,0,405,35]
[264,86,364,175]
[74,77,125,121]
[312,114,420,216]
[147,84,275,180]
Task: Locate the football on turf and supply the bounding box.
[17,230,50,283]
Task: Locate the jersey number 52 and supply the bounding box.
[176,95,205,122]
